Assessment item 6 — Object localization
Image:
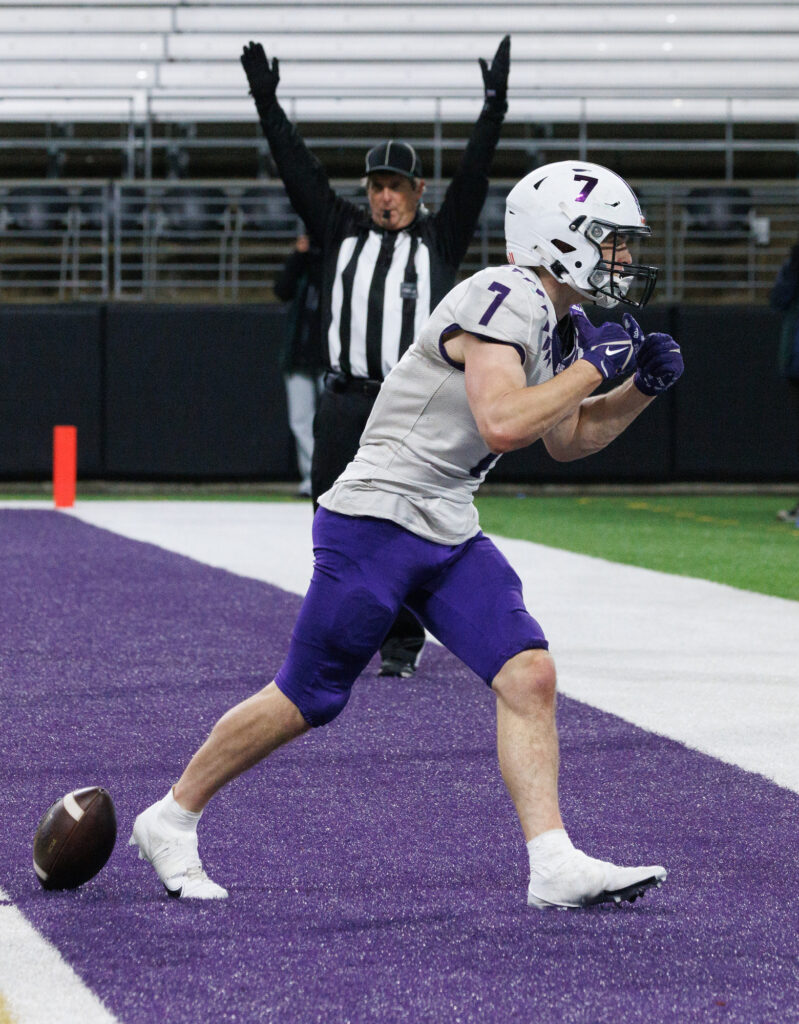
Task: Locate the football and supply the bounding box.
[33,786,117,890]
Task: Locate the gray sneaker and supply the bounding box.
[528,847,666,909]
[129,795,228,900]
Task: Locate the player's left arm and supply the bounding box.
[542,377,654,461]
[543,315,684,462]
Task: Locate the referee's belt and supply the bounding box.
[324,371,382,398]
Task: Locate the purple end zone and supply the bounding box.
[1,510,797,1023]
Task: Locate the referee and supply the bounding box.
[242,37,510,678]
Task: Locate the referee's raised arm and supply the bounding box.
[434,35,511,266]
[241,41,346,241]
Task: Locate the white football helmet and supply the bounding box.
[505,161,657,308]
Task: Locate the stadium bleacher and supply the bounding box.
[0,1,794,124]
[0,2,798,122]
[0,1,798,300]
[0,2,797,116]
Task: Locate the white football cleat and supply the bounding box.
[528,847,666,909]
[129,796,228,900]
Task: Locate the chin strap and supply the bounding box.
[548,259,567,280]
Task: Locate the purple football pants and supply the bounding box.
[275,508,549,726]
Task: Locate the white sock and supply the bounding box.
[527,829,575,872]
[159,788,202,830]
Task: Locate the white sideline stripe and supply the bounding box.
[63,792,84,823]
[48,499,799,796]
[0,888,118,1024]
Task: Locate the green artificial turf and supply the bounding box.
[475,494,799,602]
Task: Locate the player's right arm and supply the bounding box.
[241,42,343,238]
[453,331,603,454]
[443,268,603,453]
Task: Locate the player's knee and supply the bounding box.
[276,585,396,729]
[302,686,351,727]
[492,648,556,714]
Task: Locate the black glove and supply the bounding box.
[241,41,280,113]
[479,35,510,117]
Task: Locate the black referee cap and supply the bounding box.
[364,140,423,180]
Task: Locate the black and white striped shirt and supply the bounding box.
[260,98,506,382]
[330,227,430,379]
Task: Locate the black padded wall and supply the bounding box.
[0,302,795,483]
[0,305,103,476]
[671,305,795,480]
[103,304,294,479]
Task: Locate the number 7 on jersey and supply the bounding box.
[479,281,511,326]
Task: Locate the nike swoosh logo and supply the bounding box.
[604,345,629,357]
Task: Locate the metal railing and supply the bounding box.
[2,85,799,181]
[0,178,796,304]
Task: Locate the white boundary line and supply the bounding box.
[0,889,118,1024]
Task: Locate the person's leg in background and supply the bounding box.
[284,371,321,498]
[377,607,426,678]
[777,381,799,522]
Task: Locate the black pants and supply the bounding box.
[791,381,799,452]
[311,381,426,654]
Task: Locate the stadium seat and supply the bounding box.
[238,186,297,234]
[684,187,754,237]
[160,185,230,233]
[5,185,70,231]
[0,7,171,31]
[0,33,164,60]
[69,185,107,232]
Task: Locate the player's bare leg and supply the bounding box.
[175,682,309,812]
[493,649,667,909]
[130,682,308,899]
[493,648,564,838]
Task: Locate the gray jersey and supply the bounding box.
[319,265,558,544]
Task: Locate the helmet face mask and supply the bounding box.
[580,218,657,309]
[505,161,658,309]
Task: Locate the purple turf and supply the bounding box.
[1,509,798,1023]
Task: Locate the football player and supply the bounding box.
[131,161,683,908]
